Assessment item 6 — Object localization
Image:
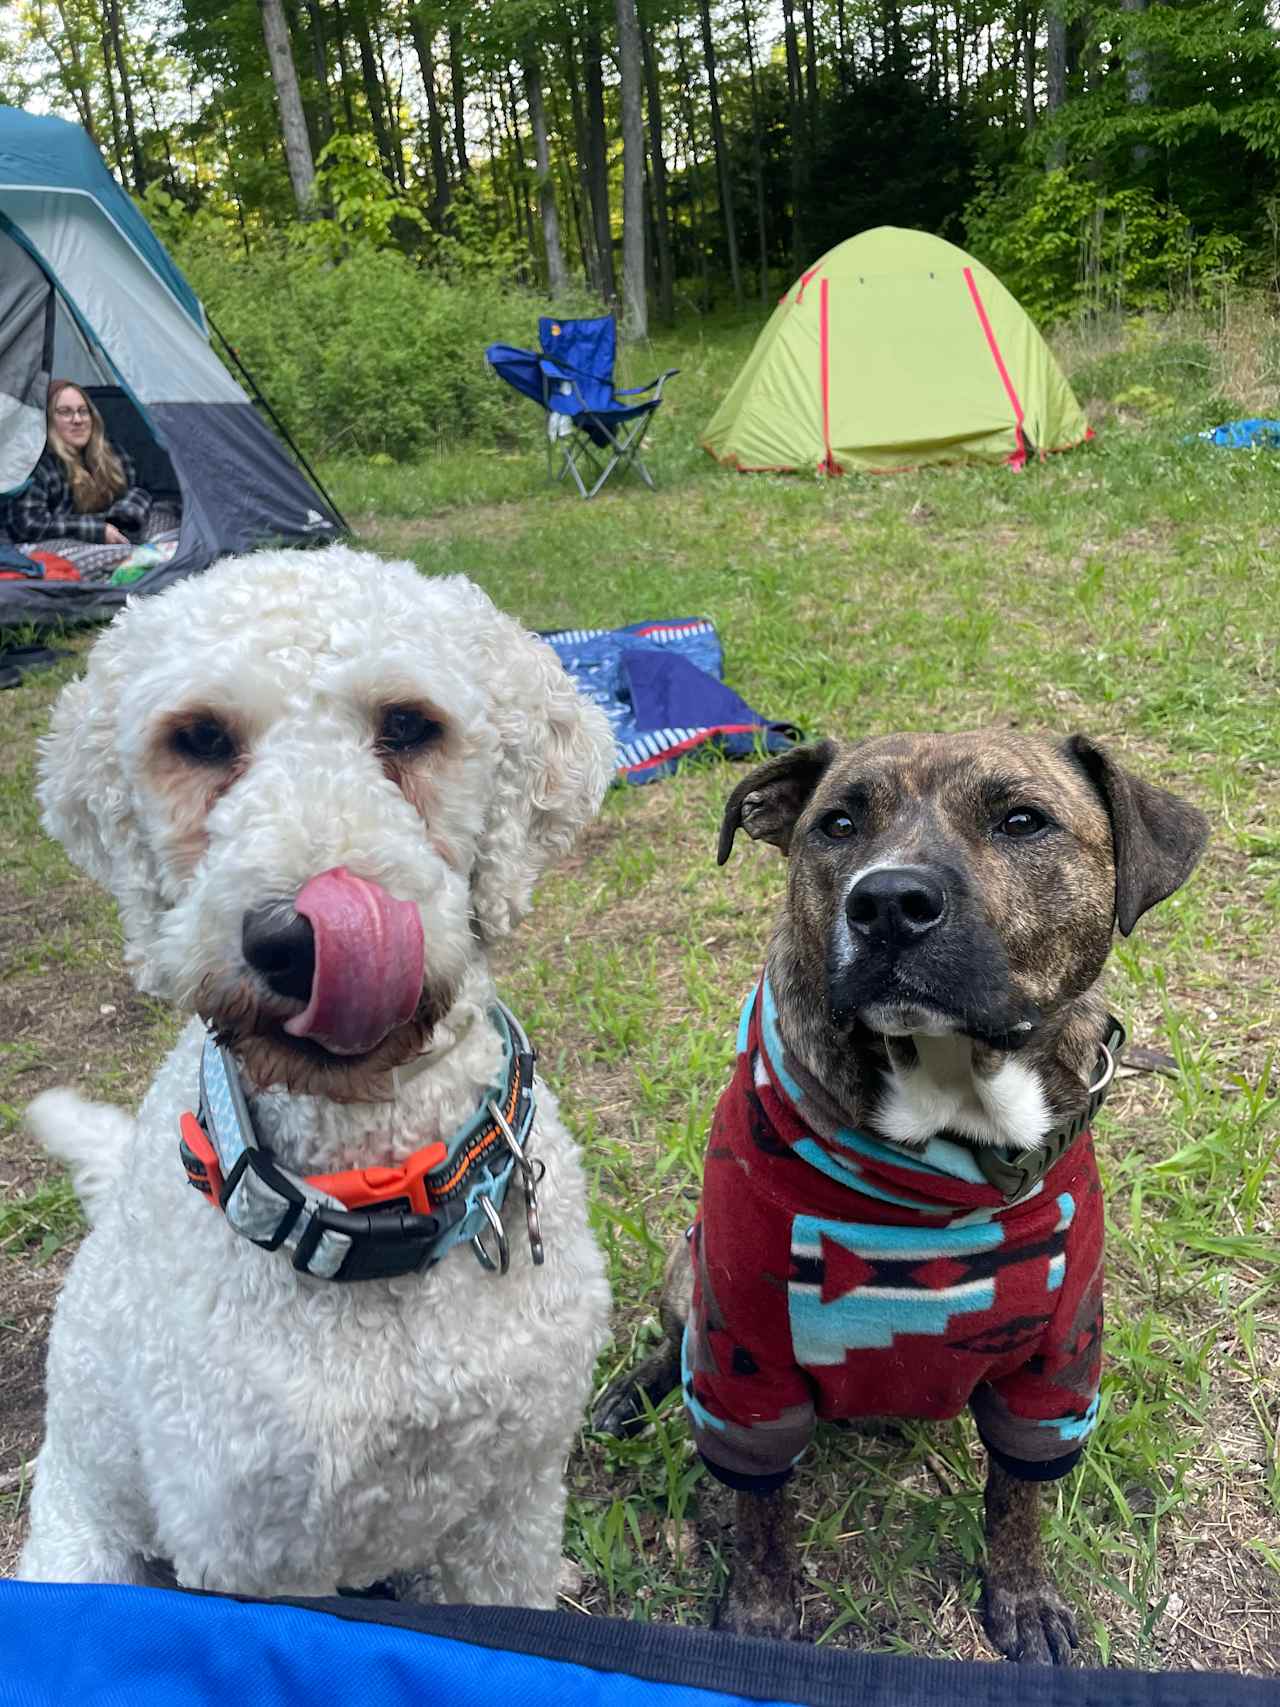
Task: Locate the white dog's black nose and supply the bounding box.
[847,867,947,947]
[242,905,316,1003]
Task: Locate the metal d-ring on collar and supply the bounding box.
[179,1002,543,1282]
[1087,1039,1117,1098]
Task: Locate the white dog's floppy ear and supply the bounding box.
[464,592,615,941]
[38,616,165,973]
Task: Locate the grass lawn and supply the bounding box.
[1,305,1277,1671]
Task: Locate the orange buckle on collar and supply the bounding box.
[180,1111,225,1202]
[307,1141,449,1216]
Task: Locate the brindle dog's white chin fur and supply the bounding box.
[859,1001,958,1038]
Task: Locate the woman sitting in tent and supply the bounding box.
[4,381,174,580]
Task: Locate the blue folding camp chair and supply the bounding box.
[485,316,678,499]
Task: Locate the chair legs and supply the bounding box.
[555,411,658,500]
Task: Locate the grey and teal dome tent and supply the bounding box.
[703,226,1091,476]
[0,106,342,629]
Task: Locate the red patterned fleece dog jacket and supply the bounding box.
[683,979,1105,1491]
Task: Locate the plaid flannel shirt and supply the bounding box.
[6,448,153,545]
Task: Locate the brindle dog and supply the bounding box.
[595,730,1209,1665]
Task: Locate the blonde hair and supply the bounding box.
[47,381,128,513]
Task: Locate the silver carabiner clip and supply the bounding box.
[471,1194,510,1275]
[523,1160,545,1267]
[489,1099,547,1266]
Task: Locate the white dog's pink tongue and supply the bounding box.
[283,867,424,1056]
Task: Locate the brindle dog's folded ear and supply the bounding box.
[717,739,838,865]
[1064,735,1210,936]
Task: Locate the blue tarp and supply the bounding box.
[539,617,798,784]
[0,1583,1272,1707]
[1199,418,1280,449]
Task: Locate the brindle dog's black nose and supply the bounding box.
[242,904,316,1003]
[847,867,947,947]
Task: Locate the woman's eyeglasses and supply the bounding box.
[54,406,92,421]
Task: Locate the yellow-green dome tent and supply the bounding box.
[702,227,1091,476]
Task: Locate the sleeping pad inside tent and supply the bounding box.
[0,106,342,632]
[702,226,1091,476]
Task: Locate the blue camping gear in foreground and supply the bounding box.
[539,616,798,783]
[0,1581,1272,1707]
[486,315,677,499]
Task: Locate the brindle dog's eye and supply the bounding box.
[378,705,444,753]
[819,811,857,840]
[997,807,1050,839]
[172,718,237,764]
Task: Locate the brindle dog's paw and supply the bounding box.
[591,1345,681,1438]
[714,1575,802,1642]
[983,1574,1079,1665]
[591,1372,649,1437]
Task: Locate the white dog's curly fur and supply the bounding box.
[19,545,614,1603]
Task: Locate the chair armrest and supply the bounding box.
[617,367,680,397]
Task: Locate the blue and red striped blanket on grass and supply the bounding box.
[539,617,798,785]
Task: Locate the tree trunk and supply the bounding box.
[1118,0,1153,165]
[352,0,398,186]
[674,22,712,313]
[1022,0,1038,130]
[1045,5,1068,167]
[614,0,647,340]
[782,0,806,271]
[524,54,568,297]
[303,0,335,147]
[448,22,468,177]
[48,0,96,139]
[561,29,600,289]
[502,67,538,275]
[98,19,128,175]
[260,0,317,211]
[639,16,675,325]
[331,0,357,130]
[105,0,147,192]
[547,68,590,283]
[697,0,743,310]
[410,9,451,223]
[740,0,770,307]
[800,0,820,120]
[375,15,408,189]
[583,26,617,306]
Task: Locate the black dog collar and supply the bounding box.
[972,1018,1126,1202]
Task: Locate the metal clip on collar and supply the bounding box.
[487,1094,546,1266]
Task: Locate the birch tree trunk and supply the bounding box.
[614,0,647,340]
[259,0,316,212]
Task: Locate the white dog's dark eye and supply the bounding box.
[172,719,237,764]
[997,807,1050,839]
[378,706,444,753]
[819,811,857,840]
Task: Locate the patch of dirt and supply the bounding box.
[0,1250,69,1573]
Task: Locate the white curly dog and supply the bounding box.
[20,545,614,1604]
